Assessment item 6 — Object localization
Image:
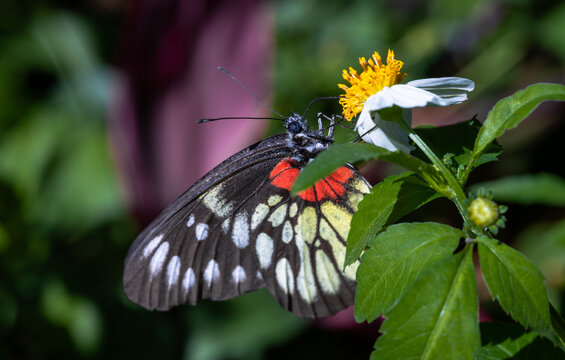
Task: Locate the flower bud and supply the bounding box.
[468,197,499,228]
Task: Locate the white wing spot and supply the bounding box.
[289,203,298,218]
[186,214,195,227]
[282,220,293,243]
[319,218,336,242]
[348,192,364,211]
[345,261,360,281]
[256,233,274,269]
[201,184,234,217]
[143,235,163,257]
[321,202,352,240]
[203,259,220,285]
[294,231,317,303]
[231,265,247,284]
[195,223,209,241]
[296,206,317,244]
[183,268,195,293]
[315,250,340,294]
[267,195,283,206]
[352,177,371,194]
[221,217,230,234]
[149,241,169,276]
[268,203,288,227]
[251,203,269,230]
[320,218,348,278]
[276,258,295,295]
[232,211,250,248]
[166,256,181,287]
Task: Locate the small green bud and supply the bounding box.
[468,197,499,228]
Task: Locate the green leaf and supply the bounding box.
[345,173,439,266]
[291,143,427,194]
[471,173,565,206]
[355,222,464,323]
[413,118,502,169]
[477,322,538,360]
[514,221,565,317]
[550,304,565,347]
[478,236,551,332]
[471,83,565,165]
[371,247,479,360]
[476,321,565,360]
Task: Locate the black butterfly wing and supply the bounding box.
[123,134,372,318]
[251,160,370,317]
[123,134,289,310]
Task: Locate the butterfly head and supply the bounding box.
[286,113,306,134]
[285,113,334,163]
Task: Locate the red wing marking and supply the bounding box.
[269,159,300,191]
[269,158,354,202]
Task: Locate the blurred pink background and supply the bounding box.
[110,0,272,225]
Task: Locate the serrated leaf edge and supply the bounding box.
[478,238,550,331]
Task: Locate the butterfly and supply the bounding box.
[123,113,371,318]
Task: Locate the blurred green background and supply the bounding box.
[1,0,565,359]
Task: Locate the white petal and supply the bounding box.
[362,85,443,111]
[352,76,474,153]
[386,85,443,107]
[356,108,414,153]
[406,77,475,91]
[360,88,397,110]
[407,77,474,105]
[360,77,475,113]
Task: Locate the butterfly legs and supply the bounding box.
[317,113,355,138]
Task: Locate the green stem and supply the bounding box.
[459,150,480,185]
[387,116,469,221]
[405,129,469,220]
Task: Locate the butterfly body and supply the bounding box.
[123,114,370,318]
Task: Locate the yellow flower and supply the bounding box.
[339,50,407,121]
[337,49,474,153]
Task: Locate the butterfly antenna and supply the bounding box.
[350,124,378,143]
[198,116,284,124]
[302,96,340,119]
[218,67,284,118]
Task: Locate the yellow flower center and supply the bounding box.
[338,50,407,121]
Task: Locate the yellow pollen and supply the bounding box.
[338,50,407,121]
